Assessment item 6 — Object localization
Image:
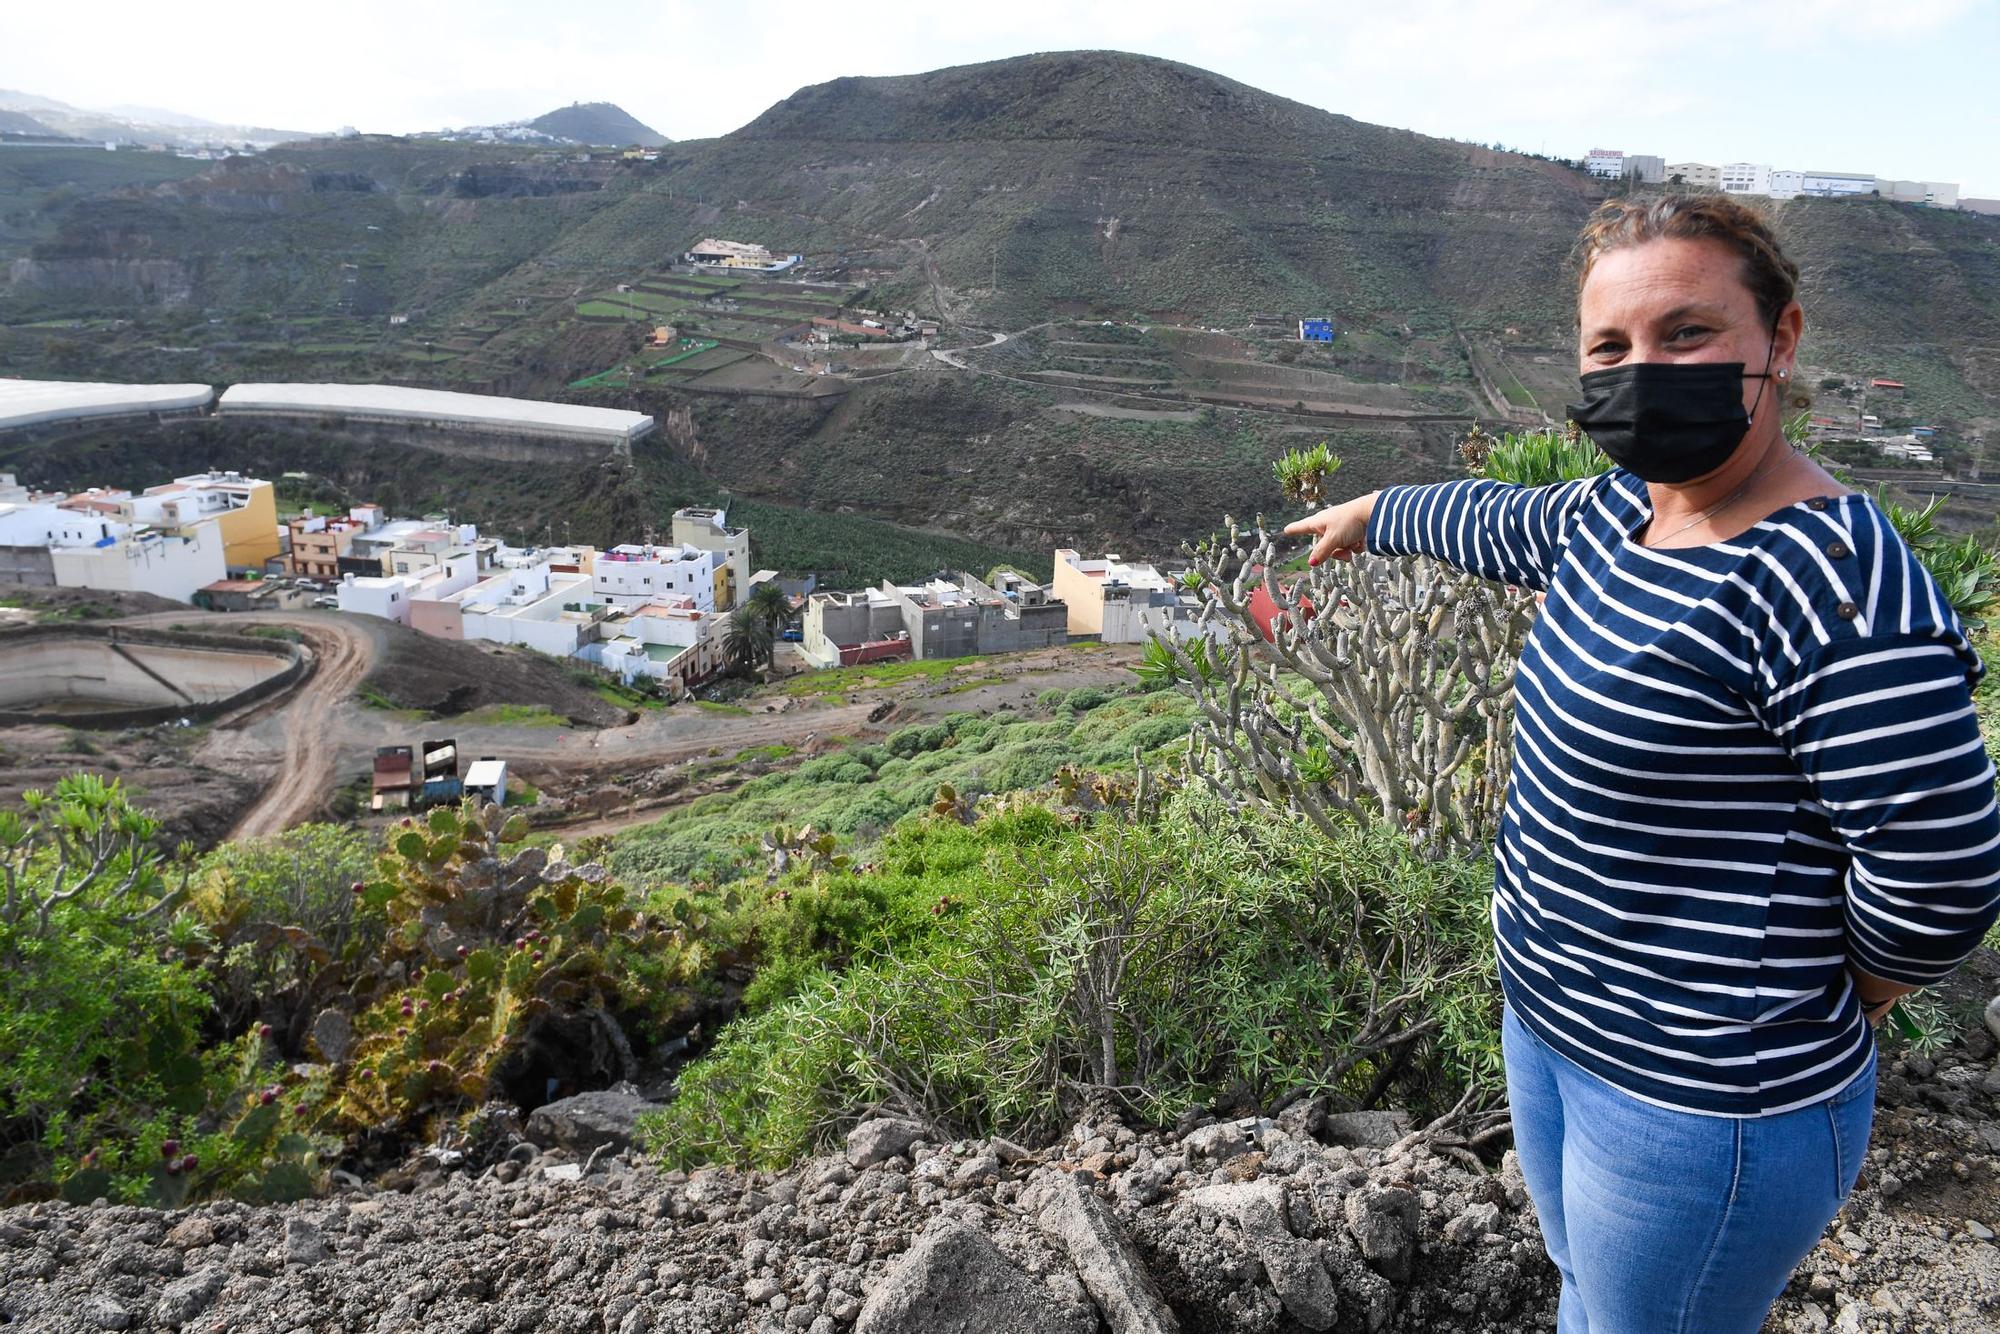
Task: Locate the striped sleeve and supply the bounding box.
[1364,476,1603,591]
[1756,631,2000,986]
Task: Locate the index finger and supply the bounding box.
[1280,514,1323,536]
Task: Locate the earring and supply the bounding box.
[1777,369,1788,379]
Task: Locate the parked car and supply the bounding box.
[311,595,338,609]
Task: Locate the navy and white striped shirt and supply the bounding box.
[1367,470,2000,1116]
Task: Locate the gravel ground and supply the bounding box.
[4,1003,1998,1334]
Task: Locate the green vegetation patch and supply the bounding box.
[458,703,565,728]
[610,686,1193,887]
[779,654,986,697]
[639,791,1499,1169]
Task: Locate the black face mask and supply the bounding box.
[1567,357,1776,484]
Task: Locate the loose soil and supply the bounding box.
[359,624,630,729]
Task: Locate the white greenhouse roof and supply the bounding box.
[218,383,654,443]
[0,379,214,432]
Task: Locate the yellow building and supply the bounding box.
[130,471,281,571]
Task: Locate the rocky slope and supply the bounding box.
[5,1007,1998,1334]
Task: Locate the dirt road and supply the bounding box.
[115,611,381,839]
[228,618,376,838]
[95,607,1137,843]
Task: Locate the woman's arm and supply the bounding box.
[1761,632,2000,995]
[1285,477,1603,591]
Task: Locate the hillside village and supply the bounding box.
[0,379,1215,706]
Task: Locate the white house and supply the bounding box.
[1768,170,1805,199]
[590,543,719,610]
[0,500,125,549]
[585,597,727,697]
[1051,549,1219,645]
[48,527,225,603]
[337,551,479,625]
[455,571,604,656]
[669,506,752,610]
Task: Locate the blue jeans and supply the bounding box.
[1502,1004,1876,1333]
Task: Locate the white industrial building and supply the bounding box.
[1801,171,1877,198]
[1879,180,1959,208]
[1720,162,1773,196]
[1622,155,1666,184]
[217,384,655,447]
[0,379,214,433]
[1768,170,1805,199]
[1584,149,1626,180]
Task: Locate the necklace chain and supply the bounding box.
[1651,452,1787,544]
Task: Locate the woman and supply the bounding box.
[1283,195,2000,1332]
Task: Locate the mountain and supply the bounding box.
[104,103,225,130]
[0,89,313,147]
[0,51,1995,562]
[420,103,669,148]
[527,102,667,147]
[0,109,59,137]
[670,50,1597,327]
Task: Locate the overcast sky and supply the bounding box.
[4,0,1994,196]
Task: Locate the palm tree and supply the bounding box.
[743,581,791,669]
[723,609,773,678]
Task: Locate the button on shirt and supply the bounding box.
[1366,471,2000,1116]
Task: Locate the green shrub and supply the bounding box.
[641,791,1497,1169]
[311,803,717,1140]
[0,777,205,1131]
[611,690,1197,888]
[0,775,328,1204]
[1467,424,1609,486]
[190,824,381,1042]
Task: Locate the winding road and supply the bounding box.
[226,617,377,838]
[118,611,381,839]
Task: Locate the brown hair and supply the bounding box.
[1574,195,1800,329]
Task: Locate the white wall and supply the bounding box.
[591,546,717,609]
[1720,162,1772,194]
[50,530,225,603]
[338,575,419,624]
[0,502,127,547]
[459,573,598,656]
[1801,172,1875,197]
